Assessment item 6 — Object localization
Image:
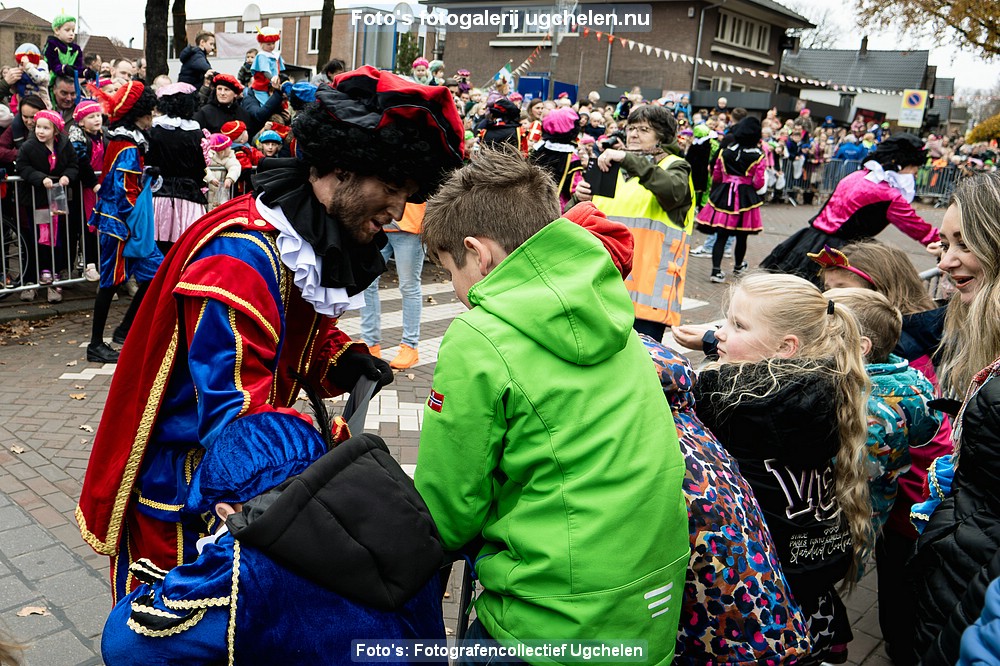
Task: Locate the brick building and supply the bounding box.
[423,0,811,103]
[176,4,445,76]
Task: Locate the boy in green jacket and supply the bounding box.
[416,149,689,665]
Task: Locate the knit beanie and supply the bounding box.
[209,133,232,151]
[73,99,103,123]
[34,109,65,133]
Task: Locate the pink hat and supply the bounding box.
[156,81,196,98]
[412,57,429,69]
[799,107,810,115]
[208,133,232,151]
[73,99,102,123]
[580,134,596,145]
[557,92,569,99]
[34,109,65,132]
[541,107,579,135]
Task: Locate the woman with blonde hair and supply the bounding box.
[693,272,873,664]
[909,172,1000,666]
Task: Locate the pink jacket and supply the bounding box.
[811,169,939,244]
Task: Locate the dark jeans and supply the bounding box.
[457,619,523,666]
[633,319,667,342]
[876,530,918,665]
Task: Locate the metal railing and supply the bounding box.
[765,157,962,207]
[2,167,242,296]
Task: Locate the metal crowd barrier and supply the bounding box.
[1,167,241,296]
[766,158,961,207]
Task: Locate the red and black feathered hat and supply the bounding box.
[305,65,465,201]
[90,79,146,124]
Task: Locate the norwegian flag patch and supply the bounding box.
[427,389,445,413]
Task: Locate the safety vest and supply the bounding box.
[593,153,696,326]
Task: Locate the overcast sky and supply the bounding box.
[18,0,1000,93]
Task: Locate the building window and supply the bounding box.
[224,20,238,33]
[497,7,578,37]
[202,22,214,31]
[711,76,732,91]
[308,15,321,54]
[715,10,769,54]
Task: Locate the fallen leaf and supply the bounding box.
[79,424,94,433]
[426,296,437,304]
[445,627,455,636]
[66,360,78,367]
[81,438,90,444]
[69,393,86,400]
[74,384,85,389]
[406,374,415,380]
[53,353,60,357]
[67,339,77,344]
[16,606,51,617]
[443,591,451,598]
[60,329,66,333]
[10,445,24,454]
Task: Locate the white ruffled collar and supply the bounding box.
[864,160,916,203]
[541,140,576,153]
[153,115,201,131]
[254,196,366,318]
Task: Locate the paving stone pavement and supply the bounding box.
[0,200,945,664]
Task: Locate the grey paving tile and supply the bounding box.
[0,575,44,612]
[0,525,55,559]
[61,597,110,640]
[0,504,33,530]
[21,629,99,665]
[5,608,64,641]
[11,545,80,582]
[34,570,109,608]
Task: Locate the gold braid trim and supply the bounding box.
[230,307,251,417]
[126,608,207,637]
[130,603,184,620]
[218,231,281,284]
[132,489,184,512]
[227,540,242,666]
[163,594,231,610]
[176,282,279,343]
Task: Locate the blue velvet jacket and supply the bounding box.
[103,534,445,665]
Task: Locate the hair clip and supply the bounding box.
[827,300,836,315]
[806,244,877,287]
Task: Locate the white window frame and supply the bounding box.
[711,76,732,91]
[224,20,238,33]
[497,6,578,37]
[308,15,321,54]
[715,10,770,55]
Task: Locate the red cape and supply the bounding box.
[77,195,277,555]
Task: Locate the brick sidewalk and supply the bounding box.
[0,200,945,664]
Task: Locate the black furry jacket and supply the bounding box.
[694,360,851,597]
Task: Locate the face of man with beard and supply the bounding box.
[321,172,418,244]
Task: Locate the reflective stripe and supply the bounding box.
[592,154,695,326]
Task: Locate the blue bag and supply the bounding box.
[123,177,155,259]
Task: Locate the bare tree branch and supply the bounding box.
[854,0,1000,59]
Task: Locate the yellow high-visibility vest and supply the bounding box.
[593,154,696,326]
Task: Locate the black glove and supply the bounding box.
[329,347,393,393]
[143,166,161,181]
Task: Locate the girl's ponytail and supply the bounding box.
[822,300,875,588]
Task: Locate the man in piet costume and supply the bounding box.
[101,411,447,664]
[76,66,465,601]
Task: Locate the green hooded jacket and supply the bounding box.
[415,215,689,664]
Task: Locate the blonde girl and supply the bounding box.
[693,272,873,664]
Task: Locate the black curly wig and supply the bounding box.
[155,91,198,120]
[111,88,158,130]
[292,101,459,202]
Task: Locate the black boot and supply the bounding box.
[112,325,128,345]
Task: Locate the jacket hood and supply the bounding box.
[467,213,635,366]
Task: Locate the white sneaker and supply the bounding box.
[19,288,36,302]
[710,270,726,284]
[690,245,712,257]
[84,263,100,282]
[47,286,62,303]
[126,278,139,297]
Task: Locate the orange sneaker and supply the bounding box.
[368,344,381,358]
[389,343,419,369]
